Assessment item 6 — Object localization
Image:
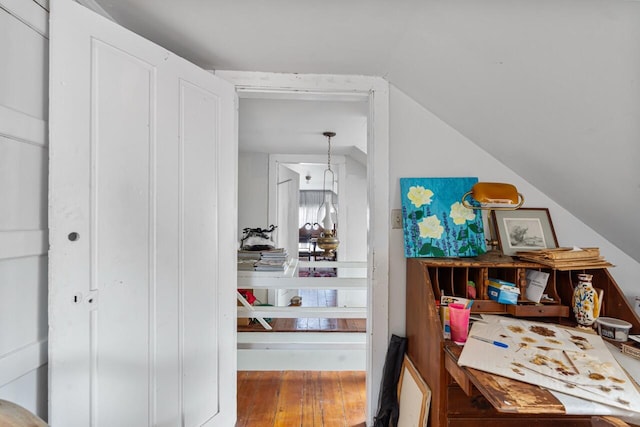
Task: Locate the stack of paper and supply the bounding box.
[458,317,640,416]
[525,269,550,303]
[517,247,614,270]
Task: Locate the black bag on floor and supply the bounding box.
[373,334,407,427]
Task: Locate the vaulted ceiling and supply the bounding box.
[93,0,640,262]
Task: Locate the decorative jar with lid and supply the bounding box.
[572,273,602,327]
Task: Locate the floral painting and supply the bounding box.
[400,177,486,257]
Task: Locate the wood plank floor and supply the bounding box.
[238,317,366,333]
[237,371,366,427]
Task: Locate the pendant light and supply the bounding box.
[316,131,339,256]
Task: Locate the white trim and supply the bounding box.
[238,276,366,289]
[33,0,48,11]
[215,70,389,425]
[0,105,48,147]
[299,260,366,268]
[366,79,390,425]
[238,332,366,370]
[238,331,365,344]
[238,348,365,371]
[214,71,383,94]
[238,342,364,350]
[0,230,47,259]
[0,339,48,387]
[0,0,48,37]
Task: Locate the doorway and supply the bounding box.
[218,70,389,425]
[238,97,367,320]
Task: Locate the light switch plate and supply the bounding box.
[391,209,403,229]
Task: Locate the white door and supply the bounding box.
[271,164,299,305]
[276,164,300,260]
[48,1,237,426]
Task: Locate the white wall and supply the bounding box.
[238,151,269,243]
[388,84,640,336]
[238,152,269,302]
[344,157,367,262]
[0,0,49,420]
[338,157,367,307]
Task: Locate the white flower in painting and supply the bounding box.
[449,201,476,225]
[407,186,434,208]
[419,215,444,239]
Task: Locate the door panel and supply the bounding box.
[49,1,237,426]
[93,39,154,427]
[181,81,220,426]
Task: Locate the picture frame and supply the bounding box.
[491,208,558,256]
[397,355,431,427]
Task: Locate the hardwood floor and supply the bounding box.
[237,317,366,333]
[237,371,366,427]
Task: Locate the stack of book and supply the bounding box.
[255,248,289,271]
[516,247,614,270]
[237,248,289,272]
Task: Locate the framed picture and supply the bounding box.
[491,208,558,256]
[400,177,486,258]
[397,355,431,427]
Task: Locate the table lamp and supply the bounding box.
[461,182,524,262]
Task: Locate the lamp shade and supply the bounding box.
[317,192,337,231]
[462,182,524,209]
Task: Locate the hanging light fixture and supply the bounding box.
[316,131,339,256]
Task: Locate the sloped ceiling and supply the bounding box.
[93,0,640,262]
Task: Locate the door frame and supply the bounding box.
[215,70,389,425]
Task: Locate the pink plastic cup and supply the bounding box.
[448,303,471,343]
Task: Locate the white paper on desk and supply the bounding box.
[525,269,549,303]
[550,389,640,423]
[458,318,640,415]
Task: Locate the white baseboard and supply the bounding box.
[237,332,366,371]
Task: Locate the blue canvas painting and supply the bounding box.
[400,177,486,258]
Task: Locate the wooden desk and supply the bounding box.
[406,258,640,427]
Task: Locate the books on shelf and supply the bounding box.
[237,248,289,271]
[237,251,262,260]
[237,259,258,271]
[254,260,288,271]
